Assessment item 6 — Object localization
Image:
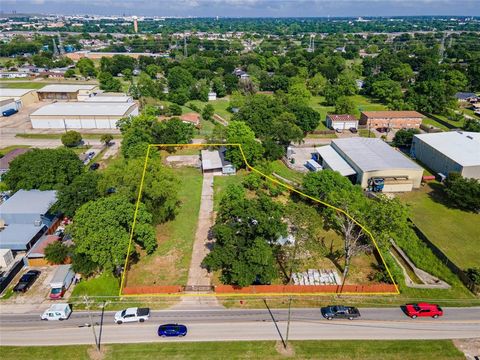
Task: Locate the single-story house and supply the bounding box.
[159,113,201,128]
[0,88,39,107]
[201,149,236,175]
[359,111,424,130]
[36,84,99,101]
[326,114,359,131]
[455,92,478,102]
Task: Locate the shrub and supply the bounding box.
[466,268,480,285]
[100,134,113,146]
[444,172,480,212]
[44,241,69,264]
[168,103,182,116]
[61,131,82,147]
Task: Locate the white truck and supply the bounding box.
[114,307,150,324]
[49,264,75,300]
[41,303,72,321]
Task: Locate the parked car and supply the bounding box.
[157,323,187,337]
[13,270,41,293]
[2,108,18,117]
[404,303,443,319]
[89,162,100,171]
[114,307,150,324]
[349,127,358,133]
[321,305,361,320]
[41,303,72,321]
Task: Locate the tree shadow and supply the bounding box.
[426,182,460,209]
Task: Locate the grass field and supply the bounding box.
[187,98,232,120]
[0,340,465,360]
[270,160,305,184]
[126,167,203,286]
[0,81,46,89]
[398,182,480,269]
[71,273,119,298]
[359,129,376,138]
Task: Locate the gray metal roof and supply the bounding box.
[84,96,132,103]
[332,138,422,172]
[37,84,97,93]
[414,131,480,167]
[0,223,46,250]
[0,88,37,97]
[31,102,137,116]
[0,190,57,216]
[315,145,356,176]
[201,150,223,170]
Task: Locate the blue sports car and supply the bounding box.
[157,324,188,337]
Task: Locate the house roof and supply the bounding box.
[0,223,46,250]
[316,145,357,176]
[37,84,97,93]
[0,190,57,216]
[332,138,422,172]
[455,92,477,100]
[413,131,480,167]
[0,88,37,97]
[361,111,424,119]
[31,102,137,117]
[327,114,358,122]
[27,235,60,258]
[0,148,30,171]
[201,150,224,170]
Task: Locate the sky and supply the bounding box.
[1,0,479,18]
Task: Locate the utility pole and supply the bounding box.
[183,32,188,57]
[84,296,100,352]
[285,297,292,350]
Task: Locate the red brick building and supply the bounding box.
[360,111,424,130]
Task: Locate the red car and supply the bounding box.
[404,303,443,319]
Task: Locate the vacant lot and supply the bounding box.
[1,340,464,360]
[126,167,203,286]
[398,183,480,269]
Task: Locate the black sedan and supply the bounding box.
[321,305,361,320]
[13,270,41,293]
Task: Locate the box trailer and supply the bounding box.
[49,264,75,299]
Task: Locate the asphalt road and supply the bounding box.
[1,307,479,345]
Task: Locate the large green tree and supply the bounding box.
[4,148,84,191]
[225,121,264,168]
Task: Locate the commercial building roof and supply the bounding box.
[0,190,57,216]
[0,148,31,172]
[31,102,137,117]
[361,111,424,119]
[84,96,132,103]
[0,88,37,97]
[201,149,224,170]
[316,145,356,176]
[37,84,97,93]
[332,138,422,172]
[0,223,46,250]
[413,131,480,167]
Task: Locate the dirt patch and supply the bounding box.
[87,345,110,360]
[275,341,296,357]
[452,338,480,360]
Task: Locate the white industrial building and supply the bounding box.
[412,131,480,179]
[36,84,98,101]
[30,102,139,129]
[84,92,133,103]
[0,88,39,108]
[313,138,423,192]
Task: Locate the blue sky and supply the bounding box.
[1,0,479,17]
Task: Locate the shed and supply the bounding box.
[208,92,217,101]
[326,114,358,131]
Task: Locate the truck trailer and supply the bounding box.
[49,264,75,300]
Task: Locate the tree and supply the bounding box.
[121,126,153,159]
[271,112,304,145]
[98,71,122,92]
[152,118,194,145]
[44,241,70,264]
[202,192,286,286]
[288,105,320,133]
[225,121,264,168]
[464,119,480,132]
[286,82,311,106]
[98,156,179,224]
[61,130,82,147]
[392,129,420,147]
[168,87,190,105]
[167,66,194,90]
[371,79,403,105]
[202,104,215,121]
[71,195,156,272]
[64,69,75,78]
[76,58,96,77]
[100,134,114,146]
[444,172,480,212]
[212,77,226,97]
[308,73,327,96]
[168,103,182,116]
[334,96,355,114]
[3,148,84,191]
[53,172,101,218]
[323,85,342,106]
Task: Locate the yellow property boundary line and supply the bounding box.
[119,143,400,297]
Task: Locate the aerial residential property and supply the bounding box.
[359,111,425,129]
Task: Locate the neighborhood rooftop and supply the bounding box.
[36,84,97,93]
[361,111,424,118]
[201,149,224,170]
[332,138,422,172]
[413,131,480,167]
[0,189,57,215]
[315,145,356,176]
[31,102,137,116]
[0,88,37,97]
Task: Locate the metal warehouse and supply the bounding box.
[30,102,139,129]
[411,131,480,179]
[331,138,423,192]
[0,88,39,108]
[36,84,98,101]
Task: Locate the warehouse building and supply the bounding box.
[326,114,358,131]
[411,131,480,179]
[84,92,133,103]
[30,102,139,129]
[36,84,98,101]
[329,138,423,192]
[0,88,38,108]
[360,111,424,130]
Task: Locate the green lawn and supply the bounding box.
[126,167,203,286]
[359,129,376,138]
[187,98,232,120]
[0,145,30,155]
[398,182,480,269]
[213,170,247,211]
[270,160,305,184]
[0,340,464,360]
[0,82,46,89]
[71,273,119,298]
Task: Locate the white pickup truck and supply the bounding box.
[114,307,150,324]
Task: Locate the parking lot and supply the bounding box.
[0,101,51,133]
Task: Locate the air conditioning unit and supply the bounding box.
[34,220,42,227]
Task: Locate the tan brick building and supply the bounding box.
[360,111,424,130]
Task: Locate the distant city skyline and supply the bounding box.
[1,0,479,18]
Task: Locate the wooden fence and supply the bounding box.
[122,285,183,295]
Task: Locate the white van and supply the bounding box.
[41,303,72,321]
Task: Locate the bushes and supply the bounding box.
[444,172,480,212]
[44,241,70,264]
[61,131,82,147]
[466,268,480,285]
